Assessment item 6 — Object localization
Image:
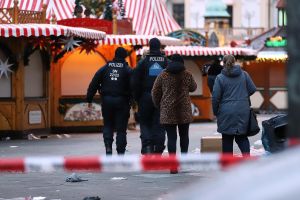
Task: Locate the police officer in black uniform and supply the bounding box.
[86,47,132,155]
[131,38,167,154]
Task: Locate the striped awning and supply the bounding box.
[137,46,257,57]
[124,0,181,35]
[0,0,75,21]
[99,35,183,46]
[0,24,106,39]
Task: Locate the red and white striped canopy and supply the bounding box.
[0,24,106,39]
[0,0,75,21]
[99,35,183,46]
[137,46,257,57]
[124,0,181,35]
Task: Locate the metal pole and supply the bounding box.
[287,0,300,139]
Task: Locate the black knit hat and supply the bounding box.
[115,47,128,60]
[171,53,184,64]
[149,38,161,51]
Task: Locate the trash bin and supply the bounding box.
[261,114,288,153]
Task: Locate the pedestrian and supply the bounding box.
[212,54,256,156]
[152,54,197,174]
[131,38,167,154]
[86,47,132,155]
[202,58,223,93]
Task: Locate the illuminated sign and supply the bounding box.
[265,36,287,47]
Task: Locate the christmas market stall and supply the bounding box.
[0,2,106,137]
[0,0,183,134]
[52,34,182,133]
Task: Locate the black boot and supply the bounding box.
[105,144,112,155]
[143,145,153,154]
[117,147,126,155]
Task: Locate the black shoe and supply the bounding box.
[105,145,112,155]
[144,146,153,154]
[170,169,178,174]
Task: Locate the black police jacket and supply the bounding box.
[131,52,167,101]
[86,60,132,103]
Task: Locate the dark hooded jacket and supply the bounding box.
[86,50,132,102]
[151,61,197,124]
[212,65,256,135]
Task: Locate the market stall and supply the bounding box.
[53,34,183,132]
[0,22,106,137]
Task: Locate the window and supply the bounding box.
[24,51,44,97]
[173,3,184,28]
[185,60,202,96]
[0,51,12,98]
[278,9,287,26]
[227,5,233,28]
[61,50,106,96]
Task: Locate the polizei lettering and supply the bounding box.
[109,63,124,68]
[149,57,164,62]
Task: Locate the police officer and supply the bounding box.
[86,47,132,155]
[131,38,166,154]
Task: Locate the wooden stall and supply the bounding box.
[0,20,105,138]
[244,26,287,112]
[51,35,183,132]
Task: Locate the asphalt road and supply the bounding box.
[0,115,270,200]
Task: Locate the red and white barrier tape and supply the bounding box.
[0,154,257,173]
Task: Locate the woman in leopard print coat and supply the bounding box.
[152,54,197,165]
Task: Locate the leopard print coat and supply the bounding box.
[152,64,197,124]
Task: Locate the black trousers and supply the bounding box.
[102,96,130,154]
[138,92,165,154]
[164,123,190,154]
[222,134,250,156]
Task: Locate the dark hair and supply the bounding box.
[149,37,161,51]
[223,55,236,69]
[115,47,128,60]
[171,53,184,64]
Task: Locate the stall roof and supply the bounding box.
[137,46,257,57]
[124,0,181,35]
[0,24,106,39]
[99,34,183,46]
[0,0,75,21]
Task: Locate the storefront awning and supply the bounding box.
[0,24,106,39]
[98,35,183,46]
[137,46,257,57]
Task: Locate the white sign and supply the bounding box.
[29,110,42,124]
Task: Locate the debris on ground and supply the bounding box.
[66,173,88,182]
[111,177,127,181]
[83,196,101,200]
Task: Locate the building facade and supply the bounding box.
[166,0,279,30]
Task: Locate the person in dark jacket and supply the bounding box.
[86,47,132,155]
[152,54,197,174]
[207,58,223,93]
[212,55,256,156]
[131,38,167,154]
